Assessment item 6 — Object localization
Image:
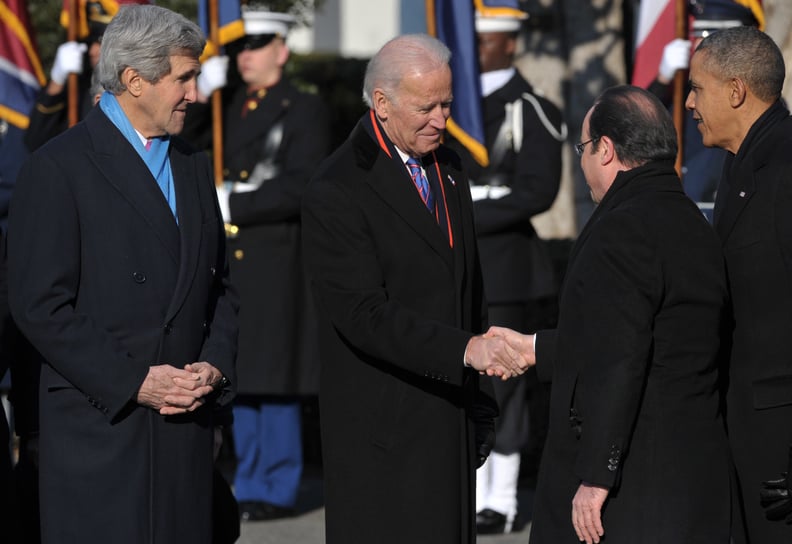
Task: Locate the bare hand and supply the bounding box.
[465,332,530,380]
[572,482,609,544]
[136,364,214,415]
[180,361,224,389]
[484,326,536,367]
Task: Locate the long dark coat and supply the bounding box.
[7,106,238,544]
[302,113,498,544]
[530,161,732,543]
[713,100,792,543]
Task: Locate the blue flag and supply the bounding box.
[427,0,488,167]
[198,0,244,56]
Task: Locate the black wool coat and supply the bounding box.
[8,106,238,544]
[530,161,732,543]
[302,114,498,544]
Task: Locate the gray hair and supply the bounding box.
[97,4,205,94]
[695,26,784,103]
[362,34,451,108]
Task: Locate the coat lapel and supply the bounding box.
[85,108,181,263]
[165,145,203,322]
[352,122,454,270]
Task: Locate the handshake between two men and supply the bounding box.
[464,326,536,380]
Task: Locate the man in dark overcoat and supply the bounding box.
[495,85,733,543]
[687,25,792,542]
[302,34,533,544]
[7,6,238,543]
[185,5,330,520]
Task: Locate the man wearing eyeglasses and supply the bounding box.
[493,85,732,543]
[183,4,330,522]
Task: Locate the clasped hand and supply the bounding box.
[465,326,535,380]
[136,361,224,415]
[760,445,792,523]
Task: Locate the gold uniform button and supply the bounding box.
[234,249,244,260]
[240,170,249,180]
[256,89,267,99]
[247,100,258,111]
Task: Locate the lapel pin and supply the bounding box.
[739,191,746,197]
[447,174,456,186]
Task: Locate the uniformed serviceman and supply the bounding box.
[185,3,330,522]
[445,0,566,534]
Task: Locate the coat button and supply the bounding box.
[234,249,244,260]
[132,272,146,283]
[210,266,217,277]
[164,323,172,334]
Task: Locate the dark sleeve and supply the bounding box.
[24,89,69,152]
[535,328,557,383]
[572,211,661,490]
[473,94,564,235]
[229,94,331,226]
[7,151,149,421]
[301,178,474,385]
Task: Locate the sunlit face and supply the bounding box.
[377,65,452,158]
[136,54,199,137]
[236,37,288,89]
[477,32,515,74]
[686,51,735,152]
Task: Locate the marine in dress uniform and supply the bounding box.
[184,4,330,521]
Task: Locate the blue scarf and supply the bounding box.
[99,92,177,222]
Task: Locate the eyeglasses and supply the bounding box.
[575,137,598,157]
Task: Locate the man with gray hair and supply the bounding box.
[302,33,531,543]
[7,5,238,543]
[687,25,792,542]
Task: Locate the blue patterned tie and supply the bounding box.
[406,157,435,212]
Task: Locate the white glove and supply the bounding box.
[469,185,489,202]
[659,38,691,82]
[216,184,231,223]
[50,41,87,85]
[198,56,229,97]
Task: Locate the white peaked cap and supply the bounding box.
[242,6,296,37]
[475,9,528,33]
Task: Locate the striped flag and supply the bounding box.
[631,0,676,89]
[198,0,244,58]
[0,0,45,130]
[426,0,488,167]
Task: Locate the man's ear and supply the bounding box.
[599,136,616,166]
[729,77,747,108]
[372,88,389,120]
[122,67,144,97]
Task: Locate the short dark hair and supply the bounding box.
[695,26,784,103]
[588,85,677,167]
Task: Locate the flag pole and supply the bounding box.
[672,0,688,177]
[209,0,224,188]
[67,0,79,127]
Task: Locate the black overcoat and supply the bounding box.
[302,114,497,544]
[530,161,732,543]
[7,106,238,544]
[713,100,792,543]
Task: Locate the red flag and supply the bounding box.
[631,0,676,89]
[0,0,46,129]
